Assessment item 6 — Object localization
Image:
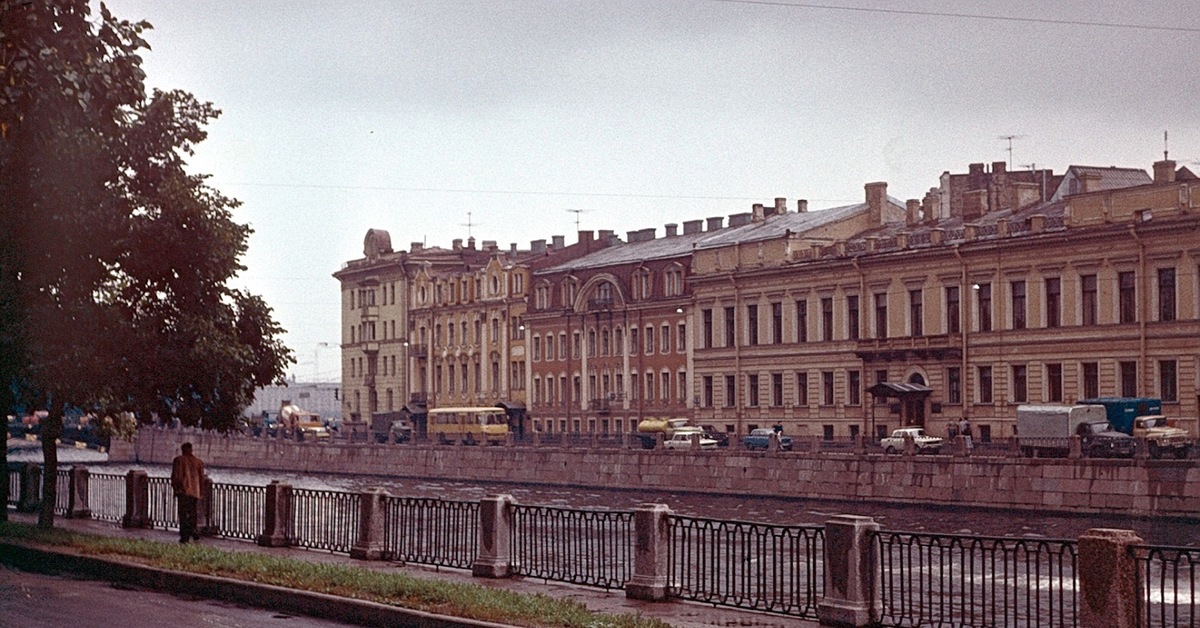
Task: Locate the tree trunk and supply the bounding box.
[37,409,62,529]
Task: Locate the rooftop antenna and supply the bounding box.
[1163,130,1169,160]
[999,135,1024,170]
[461,211,479,239]
[566,208,592,231]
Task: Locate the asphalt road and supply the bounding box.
[0,565,356,628]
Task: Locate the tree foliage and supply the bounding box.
[1,0,293,527]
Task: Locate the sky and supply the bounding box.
[95,0,1200,382]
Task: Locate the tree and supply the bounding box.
[1,0,292,528]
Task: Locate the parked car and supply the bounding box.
[699,424,730,447]
[881,428,943,454]
[663,430,719,450]
[742,428,793,451]
[1077,420,1136,458]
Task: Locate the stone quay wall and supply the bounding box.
[111,427,1200,520]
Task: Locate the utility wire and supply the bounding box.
[710,0,1200,34]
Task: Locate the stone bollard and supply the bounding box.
[1008,435,1023,458]
[903,433,917,456]
[811,435,823,454]
[854,434,867,455]
[1135,437,1150,460]
[257,481,293,547]
[530,430,540,447]
[727,434,740,449]
[1069,435,1083,459]
[198,475,217,536]
[1078,528,1144,628]
[818,515,881,627]
[18,463,42,513]
[590,431,599,448]
[66,466,91,520]
[122,470,150,528]
[690,432,701,450]
[768,432,781,452]
[350,488,390,560]
[626,503,673,601]
[504,432,514,447]
[472,493,516,578]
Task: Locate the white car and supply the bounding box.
[663,431,719,450]
[881,428,943,454]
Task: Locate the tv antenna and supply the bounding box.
[566,208,592,231]
[461,211,480,239]
[999,135,1024,170]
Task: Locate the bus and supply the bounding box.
[426,406,510,444]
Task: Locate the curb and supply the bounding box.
[0,542,516,628]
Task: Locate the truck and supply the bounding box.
[279,400,329,441]
[1015,404,1132,458]
[635,417,691,449]
[1081,397,1191,459]
[370,411,413,444]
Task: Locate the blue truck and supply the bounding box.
[1080,397,1161,434]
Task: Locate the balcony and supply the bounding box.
[408,344,428,358]
[362,341,379,354]
[360,305,379,321]
[854,334,962,363]
[586,295,614,312]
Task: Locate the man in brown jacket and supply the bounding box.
[171,442,205,543]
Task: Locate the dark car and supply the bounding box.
[699,425,730,447]
[743,428,793,451]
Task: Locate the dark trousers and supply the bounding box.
[177,494,199,541]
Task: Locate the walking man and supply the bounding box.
[171,442,205,543]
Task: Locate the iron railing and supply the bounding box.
[382,496,478,570]
[1135,544,1199,627]
[667,514,824,619]
[146,475,179,529]
[874,530,1078,627]
[511,504,634,589]
[210,482,267,541]
[53,469,71,515]
[290,488,359,553]
[6,466,20,507]
[88,473,126,523]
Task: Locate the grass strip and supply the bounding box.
[0,522,670,628]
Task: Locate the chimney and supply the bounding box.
[865,181,887,226]
[774,197,787,215]
[1078,171,1102,194]
[467,236,476,250]
[962,190,987,219]
[665,223,678,237]
[578,230,594,244]
[509,243,518,254]
[482,240,497,251]
[992,161,1007,175]
[452,238,463,251]
[552,235,565,249]
[706,216,724,231]
[410,242,424,252]
[1029,214,1046,234]
[797,199,808,213]
[531,239,547,254]
[906,199,921,226]
[1154,159,1177,183]
[598,229,615,243]
[968,163,985,176]
[729,212,753,227]
[752,203,765,222]
[683,219,703,235]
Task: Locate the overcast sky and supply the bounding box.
[97,0,1200,382]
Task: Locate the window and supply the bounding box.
[629,328,637,357]
[678,371,687,402]
[796,372,809,406]
[909,289,923,336]
[1011,280,1026,330]
[978,366,993,403]
[1012,365,1027,403]
[771,302,783,344]
[848,370,861,406]
[874,293,888,339]
[1119,271,1137,324]
[544,335,554,361]
[661,372,670,401]
[600,328,610,355]
[1046,363,1063,403]
[1119,361,1137,397]
[772,373,783,406]
[821,297,834,341]
[703,375,714,407]
[1160,360,1177,402]
[1082,362,1099,399]
[1081,274,1098,326]
[644,326,654,355]
[875,370,888,405]
[724,375,736,407]
[702,309,713,348]
[587,329,596,357]
[558,333,566,359]
[796,299,808,343]
[976,283,992,332]
[615,327,623,355]
[947,367,961,404]
[847,295,860,340]
[946,286,960,334]
[1045,278,1061,328]
[572,331,581,359]
[746,304,759,345]
[822,371,835,405]
[1158,268,1176,321]
[661,324,670,353]
[677,323,686,352]
[724,307,735,347]
[748,374,760,407]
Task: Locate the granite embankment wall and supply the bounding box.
[111,428,1200,520]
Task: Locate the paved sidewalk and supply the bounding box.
[3,511,815,628]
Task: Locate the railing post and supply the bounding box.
[66,466,91,519]
[903,433,916,456]
[121,470,149,528]
[1135,437,1150,460]
[18,463,41,513]
[690,432,701,450]
[812,435,823,454]
[198,474,217,536]
[854,434,866,455]
[625,503,672,601]
[472,493,515,578]
[350,488,389,560]
[768,432,781,452]
[728,433,740,449]
[818,514,881,627]
[1078,528,1144,628]
[257,481,293,547]
[1069,435,1083,459]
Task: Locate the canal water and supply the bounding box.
[13,443,1200,546]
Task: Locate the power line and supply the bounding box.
[709,0,1200,34]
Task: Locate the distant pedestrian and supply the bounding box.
[958,418,973,450]
[171,442,205,543]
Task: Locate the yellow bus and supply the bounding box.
[427,406,510,444]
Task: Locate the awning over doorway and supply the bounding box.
[867,381,934,398]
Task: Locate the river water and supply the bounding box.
[11,442,1200,546]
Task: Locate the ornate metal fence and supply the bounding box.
[667,514,824,618]
[6,466,19,508]
[1136,544,1199,627]
[510,504,634,589]
[874,531,1078,627]
[382,496,478,570]
[146,475,179,529]
[210,482,266,541]
[87,473,125,523]
[52,469,71,515]
[290,488,359,553]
